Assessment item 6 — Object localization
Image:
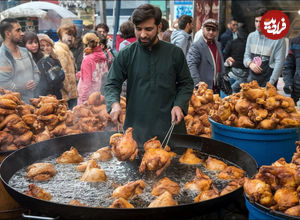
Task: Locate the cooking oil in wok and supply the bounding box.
[8,150,242,208]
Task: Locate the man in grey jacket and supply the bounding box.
[187,18,225,92]
[243,8,285,87]
[0,18,40,103]
[171,15,193,56]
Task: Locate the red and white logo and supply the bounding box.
[260,10,290,40]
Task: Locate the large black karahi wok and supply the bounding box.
[0,132,257,220]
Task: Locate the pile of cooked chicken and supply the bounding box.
[210,81,300,129]
[244,141,300,217]
[24,127,245,208]
[0,88,123,151]
[185,82,221,138]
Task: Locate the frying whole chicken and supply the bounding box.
[148,191,178,207]
[185,168,212,192]
[139,147,176,176]
[109,198,134,208]
[91,146,112,161]
[194,185,219,202]
[69,200,88,207]
[151,177,181,196]
[26,163,56,181]
[80,160,107,182]
[112,180,146,200]
[243,177,274,207]
[217,166,245,180]
[205,156,227,172]
[57,147,84,164]
[110,127,138,161]
[179,148,203,165]
[25,184,52,201]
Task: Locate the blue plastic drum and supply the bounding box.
[209,118,300,166]
[244,195,299,220]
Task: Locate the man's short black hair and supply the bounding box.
[178,15,193,30]
[161,18,169,32]
[131,4,162,26]
[95,23,109,33]
[255,8,268,18]
[228,17,237,24]
[120,21,135,39]
[0,18,19,40]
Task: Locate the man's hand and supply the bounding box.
[226,57,235,66]
[26,80,35,91]
[249,62,262,74]
[171,106,184,124]
[110,102,122,124]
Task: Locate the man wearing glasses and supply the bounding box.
[187,18,225,93]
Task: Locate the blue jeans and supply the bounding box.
[228,68,248,93]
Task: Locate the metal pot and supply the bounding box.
[0,132,258,220]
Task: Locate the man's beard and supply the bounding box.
[138,31,158,48]
[12,37,22,45]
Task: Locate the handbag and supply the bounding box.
[217,72,232,95]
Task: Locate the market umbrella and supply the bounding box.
[0,7,47,21]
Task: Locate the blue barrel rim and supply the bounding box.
[209,118,300,135]
[244,194,300,220]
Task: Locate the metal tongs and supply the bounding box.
[161,121,176,150]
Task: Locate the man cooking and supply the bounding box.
[104,4,194,145]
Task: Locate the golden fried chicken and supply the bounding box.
[236,115,255,128]
[6,117,30,135]
[57,147,84,164]
[50,123,67,136]
[22,114,37,126]
[26,163,56,181]
[292,145,300,165]
[235,99,252,115]
[194,185,219,202]
[243,177,273,207]
[185,168,212,192]
[217,166,245,180]
[91,147,112,161]
[88,91,103,106]
[151,177,181,196]
[69,200,88,207]
[143,136,163,151]
[241,81,266,102]
[257,118,278,129]
[256,165,297,190]
[112,180,145,200]
[1,144,18,151]
[35,128,51,143]
[139,148,176,176]
[0,98,17,109]
[205,156,227,172]
[272,187,299,211]
[1,93,21,104]
[76,161,89,172]
[0,131,13,146]
[73,105,92,118]
[110,127,138,161]
[35,103,56,115]
[25,184,51,200]
[220,180,243,196]
[109,198,134,208]
[80,160,107,182]
[17,104,34,116]
[14,131,33,146]
[285,205,300,217]
[38,114,59,130]
[148,191,178,207]
[0,107,16,115]
[248,107,268,122]
[190,94,202,108]
[179,148,203,165]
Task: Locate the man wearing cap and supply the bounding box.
[187,18,225,92]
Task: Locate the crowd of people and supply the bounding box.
[0,4,299,142]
